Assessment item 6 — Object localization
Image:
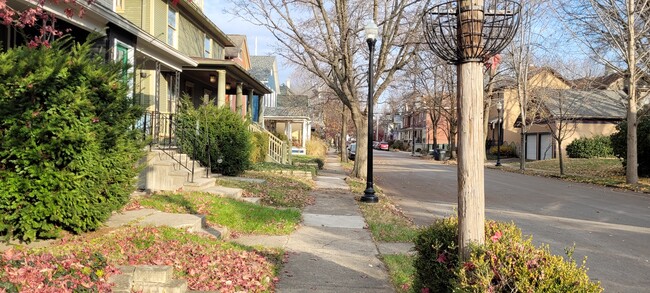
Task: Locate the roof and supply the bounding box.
[539,89,627,119]
[571,73,623,90]
[225,35,246,58]
[265,107,310,118]
[277,94,308,108]
[185,58,272,94]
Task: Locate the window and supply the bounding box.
[116,44,129,83]
[114,0,124,11]
[167,6,177,47]
[204,36,211,58]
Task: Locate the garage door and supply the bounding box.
[526,134,537,160]
[539,133,553,160]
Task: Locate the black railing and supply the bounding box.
[139,111,213,183]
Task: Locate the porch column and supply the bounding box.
[247,89,254,119]
[217,69,226,107]
[286,121,292,145]
[302,121,308,149]
[259,95,265,126]
[236,82,244,116]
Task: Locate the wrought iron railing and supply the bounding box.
[139,111,212,182]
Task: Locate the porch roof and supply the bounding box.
[185,58,272,94]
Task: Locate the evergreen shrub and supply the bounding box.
[0,39,144,242]
[177,100,252,176]
[611,117,650,176]
[414,217,602,293]
[566,136,613,158]
[251,131,269,164]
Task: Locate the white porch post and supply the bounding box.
[217,69,226,107]
[236,82,244,116]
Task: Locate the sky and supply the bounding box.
[203,1,293,85]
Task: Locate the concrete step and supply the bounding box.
[201,186,244,199]
[132,265,173,283]
[132,279,187,293]
[241,197,261,204]
[139,212,205,233]
[183,177,216,191]
[219,176,266,184]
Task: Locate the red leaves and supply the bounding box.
[48,226,277,292]
[0,248,116,292]
[490,230,503,243]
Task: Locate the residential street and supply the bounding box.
[373,150,650,293]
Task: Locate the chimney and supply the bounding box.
[286,79,291,89]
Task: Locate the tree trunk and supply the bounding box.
[340,105,348,163]
[519,129,526,171]
[559,141,564,175]
[457,61,486,260]
[351,111,368,179]
[626,1,639,184]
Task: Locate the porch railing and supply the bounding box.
[140,111,212,182]
[248,123,291,164]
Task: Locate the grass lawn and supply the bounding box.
[382,254,416,293]
[503,158,650,193]
[347,177,419,242]
[216,171,315,208]
[131,191,302,235]
[7,226,282,292]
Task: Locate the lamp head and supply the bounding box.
[364,21,379,41]
[496,101,503,111]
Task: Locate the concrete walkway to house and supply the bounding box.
[233,150,395,292]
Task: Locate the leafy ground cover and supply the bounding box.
[128,192,301,235]
[502,158,650,193]
[252,162,316,174]
[382,254,416,293]
[216,171,315,208]
[347,177,419,242]
[2,226,282,292]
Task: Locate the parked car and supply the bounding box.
[379,142,389,151]
[373,141,380,149]
[348,143,357,160]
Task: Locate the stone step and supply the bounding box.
[219,176,266,184]
[241,197,261,204]
[183,177,216,191]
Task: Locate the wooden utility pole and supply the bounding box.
[424,0,520,260]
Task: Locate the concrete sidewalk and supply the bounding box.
[235,151,394,292]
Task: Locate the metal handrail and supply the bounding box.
[140,111,212,182]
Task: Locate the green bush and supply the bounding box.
[0,39,144,242]
[488,144,517,157]
[251,131,269,164]
[566,136,613,158]
[414,217,602,293]
[611,118,650,176]
[177,100,252,176]
[390,140,404,151]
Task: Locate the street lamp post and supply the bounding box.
[496,101,503,167]
[361,20,379,203]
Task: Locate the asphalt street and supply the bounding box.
[372,150,650,293]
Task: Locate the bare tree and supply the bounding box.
[503,0,552,170]
[536,89,582,175]
[229,0,425,178]
[559,0,650,184]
